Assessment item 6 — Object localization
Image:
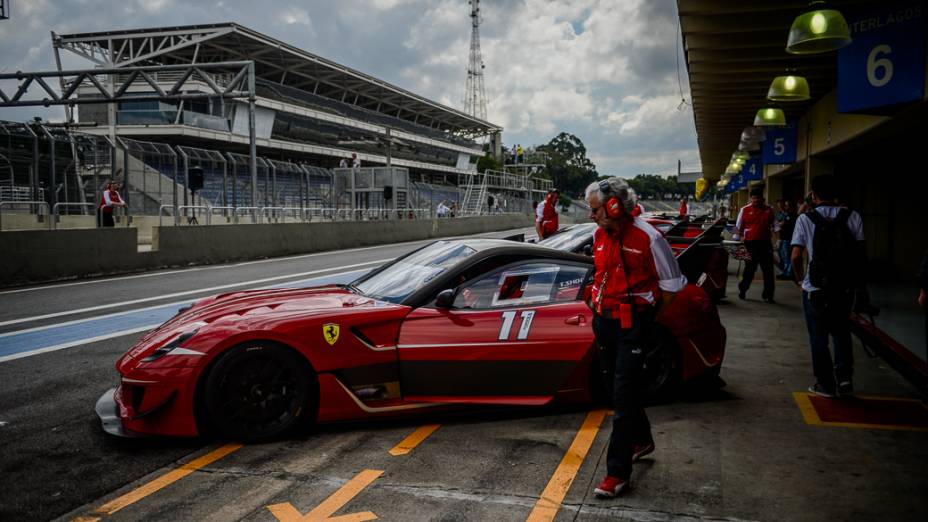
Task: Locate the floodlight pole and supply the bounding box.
[248,62,257,208]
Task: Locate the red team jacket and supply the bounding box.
[735,203,774,241]
[541,194,559,236]
[591,218,687,312]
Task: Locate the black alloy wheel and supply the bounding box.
[204,343,315,442]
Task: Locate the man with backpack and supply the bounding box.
[790,175,866,398]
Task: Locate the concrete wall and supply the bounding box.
[0,215,528,286]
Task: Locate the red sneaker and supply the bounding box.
[632,441,655,462]
[593,475,628,498]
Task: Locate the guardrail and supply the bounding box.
[52,202,97,229]
[178,205,212,226]
[0,201,51,231]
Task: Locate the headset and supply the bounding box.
[598,179,625,219]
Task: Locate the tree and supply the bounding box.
[476,153,500,173]
[557,193,572,213]
[536,132,599,196]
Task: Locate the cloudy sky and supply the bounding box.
[0,0,699,177]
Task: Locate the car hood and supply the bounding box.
[126,285,404,360]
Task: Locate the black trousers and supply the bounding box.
[739,240,775,300]
[593,310,655,479]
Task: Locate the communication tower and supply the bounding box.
[463,0,488,121]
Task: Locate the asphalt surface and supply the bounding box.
[1,228,926,522]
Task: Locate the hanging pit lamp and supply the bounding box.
[786,2,852,54]
[754,107,786,126]
[767,74,811,101]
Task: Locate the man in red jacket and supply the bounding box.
[735,186,776,302]
[97,180,127,228]
[585,177,687,498]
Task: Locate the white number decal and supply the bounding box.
[867,44,893,87]
[749,163,756,175]
[499,310,516,340]
[516,310,536,340]
[498,310,536,341]
[773,137,785,156]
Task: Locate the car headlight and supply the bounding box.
[141,329,199,362]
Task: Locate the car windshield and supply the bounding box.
[354,241,477,303]
[538,223,597,251]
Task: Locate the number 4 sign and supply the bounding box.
[838,4,925,112]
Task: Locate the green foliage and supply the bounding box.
[476,153,501,173]
[557,193,572,213]
[536,132,599,196]
[626,174,692,199]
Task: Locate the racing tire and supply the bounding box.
[642,325,682,403]
[203,343,316,442]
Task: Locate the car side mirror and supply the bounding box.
[435,288,455,309]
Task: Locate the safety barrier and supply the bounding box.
[0,201,50,231]
[52,202,97,229]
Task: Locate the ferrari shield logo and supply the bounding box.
[323,323,340,346]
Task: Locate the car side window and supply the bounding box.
[453,262,589,309]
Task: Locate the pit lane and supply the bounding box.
[0,229,925,522]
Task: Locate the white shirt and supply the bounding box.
[352,157,361,169]
[339,159,347,168]
[790,205,865,292]
[436,203,449,216]
[535,200,546,223]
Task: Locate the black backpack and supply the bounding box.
[807,208,860,290]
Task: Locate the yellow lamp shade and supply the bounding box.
[732,151,750,162]
[695,178,708,201]
[754,107,786,126]
[786,8,852,54]
[767,75,811,101]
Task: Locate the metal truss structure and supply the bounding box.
[463,0,489,122]
[0,61,260,205]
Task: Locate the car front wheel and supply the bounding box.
[204,343,315,442]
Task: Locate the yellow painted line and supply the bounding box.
[267,469,383,521]
[793,392,928,432]
[93,443,243,516]
[526,409,607,522]
[389,424,440,456]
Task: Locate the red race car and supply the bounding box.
[97,239,725,441]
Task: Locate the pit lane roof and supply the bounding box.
[54,23,502,137]
[678,0,871,180]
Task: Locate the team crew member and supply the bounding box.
[629,188,645,217]
[734,186,776,302]
[541,188,559,238]
[97,180,126,228]
[585,177,687,498]
[678,197,689,219]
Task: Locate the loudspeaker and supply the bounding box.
[383,185,393,200]
[188,167,204,193]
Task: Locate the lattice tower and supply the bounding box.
[463,0,488,121]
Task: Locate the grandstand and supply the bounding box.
[0,23,506,221]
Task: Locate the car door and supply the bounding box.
[396,260,594,405]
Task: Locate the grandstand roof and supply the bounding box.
[54,23,502,137]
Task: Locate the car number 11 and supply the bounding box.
[498,310,536,341]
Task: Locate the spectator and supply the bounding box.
[777,200,797,280]
[511,144,518,164]
[351,153,361,170]
[791,175,866,398]
[735,186,776,302]
[516,144,524,164]
[436,199,450,218]
[584,177,686,498]
[97,180,126,228]
[339,157,348,168]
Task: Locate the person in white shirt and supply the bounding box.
[351,153,361,170]
[339,158,348,168]
[436,200,450,218]
[790,175,866,399]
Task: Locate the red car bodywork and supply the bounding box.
[103,240,725,438]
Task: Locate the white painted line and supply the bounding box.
[0,324,159,364]
[0,261,387,330]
